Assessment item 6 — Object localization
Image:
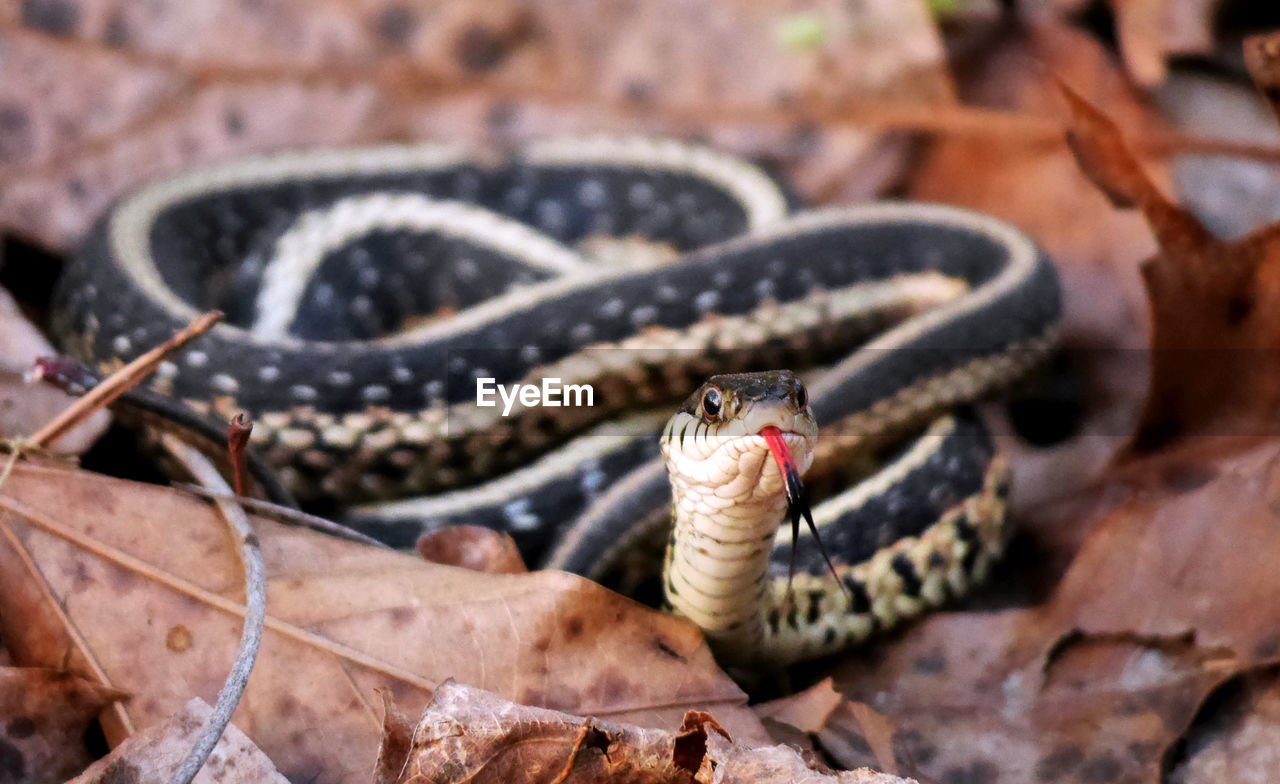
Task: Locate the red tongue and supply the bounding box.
[760,425,798,498]
[759,425,848,600]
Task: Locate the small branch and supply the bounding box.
[226,414,253,499]
[28,311,223,449]
[159,432,265,784]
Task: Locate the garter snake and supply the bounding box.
[51,136,1061,665]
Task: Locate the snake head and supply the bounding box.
[661,370,818,504]
[663,370,844,600]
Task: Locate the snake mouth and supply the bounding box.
[759,425,813,538]
[760,423,845,594]
[759,426,804,506]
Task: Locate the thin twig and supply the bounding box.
[172,483,392,549]
[28,311,223,449]
[226,414,253,499]
[159,432,265,784]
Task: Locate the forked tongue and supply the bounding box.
[759,426,845,599]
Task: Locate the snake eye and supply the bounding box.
[701,387,723,421]
[794,383,807,410]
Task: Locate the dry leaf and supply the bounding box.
[824,437,1280,783]
[1061,79,1280,448]
[708,743,907,784]
[1244,31,1280,128]
[753,677,843,736]
[65,697,288,784]
[1108,0,1220,86]
[1165,665,1280,783]
[373,692,416,784]
[815,702,900,777]
[383,679,694,783]
[0,286,109,453]
[0,666,126,783]
[416,524,528,574]
[1009,439,1280,669]
[0,0,950,250]
[0,460,765,783]
[380,680,913,784]
[754,680,897,774]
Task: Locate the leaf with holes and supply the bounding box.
[377,680,913,784]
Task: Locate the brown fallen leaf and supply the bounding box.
[753,677,843,736]
[0,666,127,784]
[824,437,1280,783]
[416,524,528,574]
[66,697,288,784]
[1164,664,1280,783]
[378,679,913,784]
[0,0,949,250]
[1061,77,1280,449]
[754,679,897,774]
[1244,31,1280,127]
[372,692,415,784]
[0,286,109,453]
[0,459,765,783]
[1108,0,1220,86]
[709,742,906,784]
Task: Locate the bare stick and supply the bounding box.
[226,414,253,499]
[28,311,224,449]
[159,432,265,784]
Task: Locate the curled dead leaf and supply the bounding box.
[1108,0,1218,87]
[380,680,914,784]
[416,524,528,574]
[1243,31,1280,127]
[1061,79,1280,448]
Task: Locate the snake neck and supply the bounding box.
[661,431,812,665]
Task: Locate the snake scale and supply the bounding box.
[51,136,1061,666]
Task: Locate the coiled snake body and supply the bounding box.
[52,137,1061,665]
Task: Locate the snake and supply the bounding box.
[50,136,1061,666]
